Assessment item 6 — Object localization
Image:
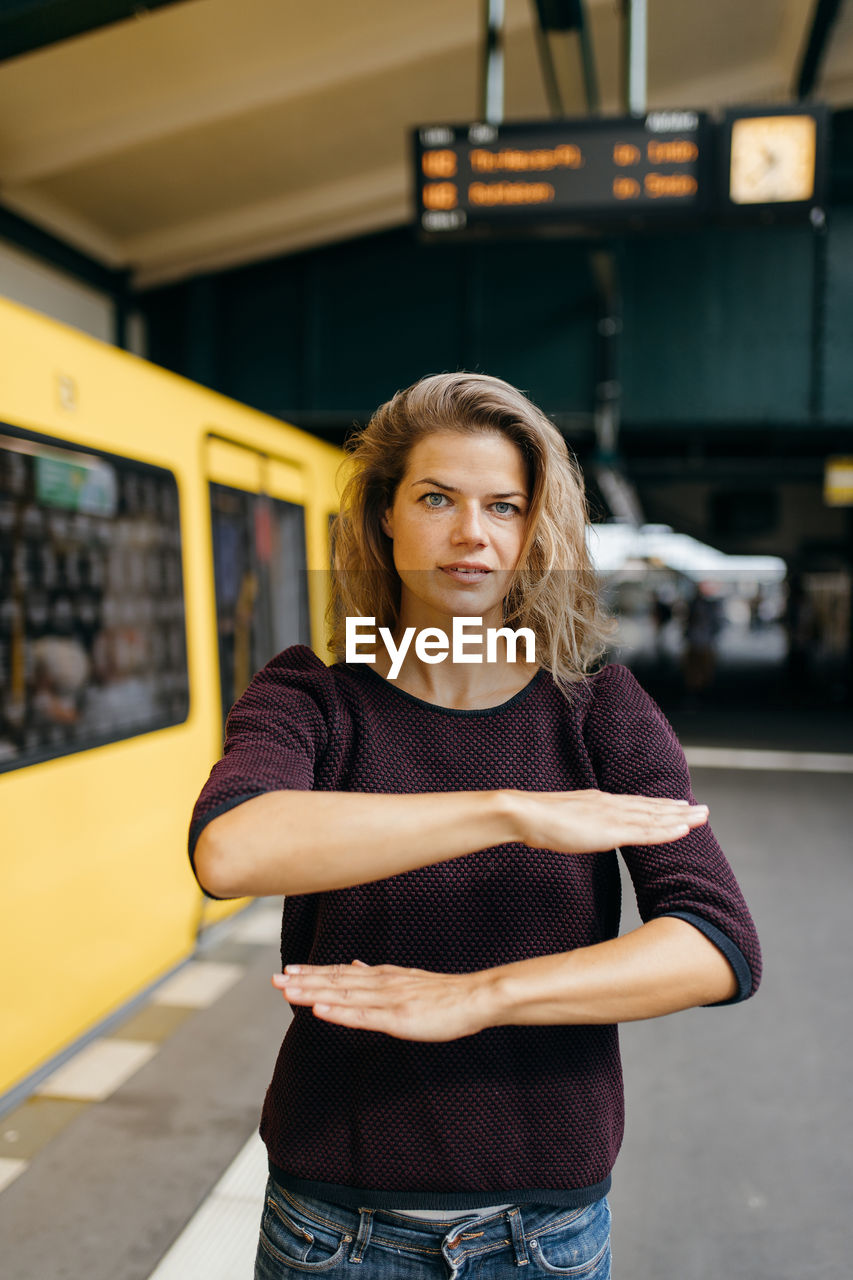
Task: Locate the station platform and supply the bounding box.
[2,748,851,1280]
[0,901,287,1280]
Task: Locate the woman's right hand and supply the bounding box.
[510,789,708,854]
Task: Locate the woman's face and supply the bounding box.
[381,429,531,631]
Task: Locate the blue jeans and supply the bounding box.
[254,1178,611,1278]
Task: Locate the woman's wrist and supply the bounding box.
[493,788,532,845]
[467,960,540,1029]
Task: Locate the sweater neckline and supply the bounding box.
[342,662,548,717]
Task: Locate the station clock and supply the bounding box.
[723,105,827,212]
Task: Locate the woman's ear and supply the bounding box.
[380,509,393,539]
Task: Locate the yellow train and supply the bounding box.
[0,297,342,1100]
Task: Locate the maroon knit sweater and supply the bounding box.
[189,646,761,1210]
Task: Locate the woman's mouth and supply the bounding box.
[440,564,492,583]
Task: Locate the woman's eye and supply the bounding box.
[492,501,519,516]
[423,493,447,508]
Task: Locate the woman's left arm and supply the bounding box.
[481,914,738,1025]
[274,914,735,1041]
[582,663,762,1007]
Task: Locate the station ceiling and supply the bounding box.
[0,0,851,289]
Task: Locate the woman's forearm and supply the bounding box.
[194,788,518,898]
[481,916,739,1025]
[274,916,738,1039]
[195,788,708,900]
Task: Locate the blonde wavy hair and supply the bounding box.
[328,372,613,689]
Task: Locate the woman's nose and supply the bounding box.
[451,503,486,543]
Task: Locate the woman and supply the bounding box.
[189,373,761,1279]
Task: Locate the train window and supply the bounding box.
[209,483,310,724]
[0,427,189,772]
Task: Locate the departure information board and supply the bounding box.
[414,113,710,233]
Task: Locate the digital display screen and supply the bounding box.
[414,113,710,233]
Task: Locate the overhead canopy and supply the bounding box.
[0,0,851,289]
[588,523,787,581]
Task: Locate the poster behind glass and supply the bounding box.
[210,483,310,726]
[0,429,189,771]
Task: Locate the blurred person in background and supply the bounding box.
[784,572,818,697]
[189,373,761,1279]
[651,580,677,659]
[681,581,723,703]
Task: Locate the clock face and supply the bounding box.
[729,115,817,205]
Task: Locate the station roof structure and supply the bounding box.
[1,0,852,289]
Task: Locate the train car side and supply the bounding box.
[0,298,342,1098]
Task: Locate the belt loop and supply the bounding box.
[348,1207,374,1263]
[507,1207,530,1266]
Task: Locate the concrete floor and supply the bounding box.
[0,923,289,1280]
[611,767,853,1279]
[1,765,850,1279]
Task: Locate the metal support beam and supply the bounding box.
[622,0,648,116]
[808,212,829,421]
[530,0,600,115]
[796,0,845,99]
[481,0,505,124]
[589,247,644,526]
[530,4,564,116]
[589,250,621,463]
[576,6,601,113]
[0,1,187,64]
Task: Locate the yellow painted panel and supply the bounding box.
[824,456,853,507]
[198,893,251,929]
[206,436,263,492]
[1,725,204,1092]
[0,297,343,1097]
[267,456,306,503]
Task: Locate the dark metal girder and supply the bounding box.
[0,1,188,64]
[796,0,846,99]
[533,0,583,30]
[530,0,600,114]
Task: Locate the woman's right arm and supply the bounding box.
[193,788,707,898]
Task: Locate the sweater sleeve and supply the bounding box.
[583,663,762,1004]
[187,645,333,892]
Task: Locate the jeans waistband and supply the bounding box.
[270,1182,602,1268]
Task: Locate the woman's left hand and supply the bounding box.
[272,960,495,1040]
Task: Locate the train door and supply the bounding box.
[205,435,311,728]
